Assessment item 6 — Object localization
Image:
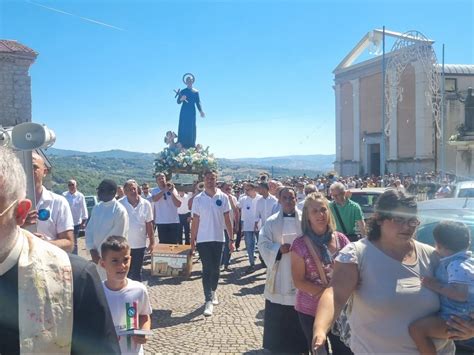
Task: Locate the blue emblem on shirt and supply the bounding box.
[216,199,222,206]
[127,306,136,317]
[38,208,51,221]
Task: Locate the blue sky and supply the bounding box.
[1,0,473,158]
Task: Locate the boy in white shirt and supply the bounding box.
[100,236,153,355]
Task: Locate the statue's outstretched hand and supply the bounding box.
[200,111,205,118]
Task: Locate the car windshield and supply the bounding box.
[350,193,380,209]
[85,197,96,208]
[416,209,474,251]
[458,189,474,198]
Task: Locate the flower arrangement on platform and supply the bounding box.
[154,131,218,176]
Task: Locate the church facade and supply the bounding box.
[334,29,474,177]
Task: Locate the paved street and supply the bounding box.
[78,238,269,354]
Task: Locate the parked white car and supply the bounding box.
[453,180,474,198]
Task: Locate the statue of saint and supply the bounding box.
[464,87,474,132]
[176,73,205,148]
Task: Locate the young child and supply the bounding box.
[409,220,474,354]
[100,236,153,355]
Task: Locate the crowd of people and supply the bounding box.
[1,146,474,354]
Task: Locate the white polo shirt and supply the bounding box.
[255,195,278,225]
[239,194,260,232]
[62,190,88,225]
[177,193,191,215]
[192,189,231,243]
[120,197,153,249]
[37,187,74,241]
[151,187,180,224]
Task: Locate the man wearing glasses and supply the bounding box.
[329,182,366,241]
[63,179,88,254]
[141,183,153,202]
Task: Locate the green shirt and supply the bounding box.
[329,199,364,235]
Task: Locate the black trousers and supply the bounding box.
[157,223,180,244]
[179,213,191,244]
[196,242,224,302]
[235,221,243,249]
[263,300,308,353]
[129,247,146,282]
[298,312,353,355]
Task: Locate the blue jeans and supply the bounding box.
[244,231,256,266]
[221,231,231,267]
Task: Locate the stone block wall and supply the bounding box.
[0,54,35,127]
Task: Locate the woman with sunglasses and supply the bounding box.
[290,192,350,353]
[313,189,455,354]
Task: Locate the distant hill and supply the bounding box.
[231,154,335,172]
[47,148,156,160]
[44,148,335,195]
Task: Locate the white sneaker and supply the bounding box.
[203,301,213,316]
[211,291,219,305]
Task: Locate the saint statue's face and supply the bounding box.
[185,77,194,87]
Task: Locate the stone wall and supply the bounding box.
[0,53,35,127]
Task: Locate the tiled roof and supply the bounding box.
[0,40,37,56]
[438,64,474,75]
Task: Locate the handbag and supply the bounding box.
[330,240,366,347]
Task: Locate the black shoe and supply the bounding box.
[244,265,256,274]
[224,266,231,272]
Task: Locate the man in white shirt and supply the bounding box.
[239,183,261,274]
[295,181,306,204]
[177,190,192,244]
[85,179,129,267]
[191,170,234,316]
[255,182,278,230]
[63,179,88,254]
[25,153,74,252]
[120,179,154,282]
[296,183,317,211]
[151,173,182,244]
[221,182,240,271]
[141,183,153,202]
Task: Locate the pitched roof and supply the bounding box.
[0,40,37,57]
[334,29,434,73]
[439,64,474,75]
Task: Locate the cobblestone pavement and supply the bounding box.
[78,238,269,354]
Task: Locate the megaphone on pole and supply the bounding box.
[0,122,56,150]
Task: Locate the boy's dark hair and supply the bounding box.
[203,169,218,177]
[433,221,471,252]
[101,236,130,257]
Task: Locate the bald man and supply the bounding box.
[25,153,74,252]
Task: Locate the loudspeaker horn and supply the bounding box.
[11,122,56,150]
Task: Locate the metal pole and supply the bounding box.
[441,44,446,178]
[380,26,386,176]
